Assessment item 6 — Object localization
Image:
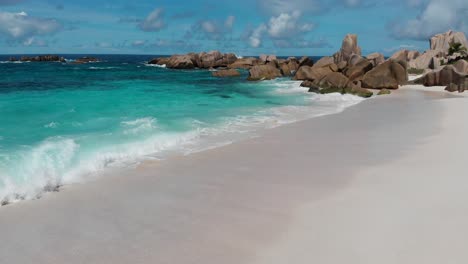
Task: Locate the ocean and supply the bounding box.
[0,54,362,204]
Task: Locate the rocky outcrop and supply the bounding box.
[149,51,237,69]
[333,34,361,64]
[366,53,385,66]
[298,56,314,67]
[212,69,241,77]
[259,54,277,64]
[430,30,468,53]
[247,64,282,81]
[72,57,100,64]
[408,50,445,70]
[343,59,373,80]
[315,72,349,89]
[197,51,237,68]
[12,55,66,62]
[313,56,334,68]
[390,50,420,63]
[228,57,259,69]
[279,58,299,76]
[413,65,467,87]
[293,65,333,81]
[362,60,408,89]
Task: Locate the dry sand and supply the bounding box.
[1,86,467,264]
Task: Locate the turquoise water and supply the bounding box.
[0,55,362,203]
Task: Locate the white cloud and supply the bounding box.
[390,0,468,40]
[225,16,235,30]
[249,24,267,48]
[246,11,315,48]
[267,11,314,38]
[132,40,147,47]
[201,21,217,33]
[138,8,165,32]
[0,11,62,41]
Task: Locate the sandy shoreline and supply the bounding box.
[1,87,467,263]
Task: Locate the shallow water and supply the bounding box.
[0,55,362,203]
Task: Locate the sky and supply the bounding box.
[0,0,466,56]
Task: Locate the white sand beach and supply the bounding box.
[1,86,468,264]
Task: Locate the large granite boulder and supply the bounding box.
[212,69,241,77]
[279,58,299,76]
[362,60,408,89]
[315,72,349,89]
[228,57,259,69]
[413,65,467,87]
[298,56,314,67]
[453,60,468,74]
[390,50,421,63]
[293,65,333,81]
[408,50,445,70]
[259,54,277,64]
[366,53,385,66]
[343,59,373,80]
[313,56,334,68]
[348,54,365,66]
[430,31,468,53]
[333,34,361,64]
[197,51,237,68]
[445,83,466,93]
[165,55,196,69]
[247,64,282,81]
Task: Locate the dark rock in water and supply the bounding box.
[19,55,66,62]
[300,80,320,93]
[212,69,241,77]
[74,57,100,64]
[343,59,373,81]
[413,65,467,87]
[8,57,18,62]
[298,56,314,67]
[247,64,282,81]
[219,95,232,99]
[362,60,408,89]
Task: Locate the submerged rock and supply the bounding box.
[377,89,391,95]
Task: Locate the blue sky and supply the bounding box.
[0,0,466,56]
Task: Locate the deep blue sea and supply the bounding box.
[0,54,362,203]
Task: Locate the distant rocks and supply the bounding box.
[149,51,237,69]
[73,57,100,64]
[430,30,468,52]
[413,65,467,88]
[9,55,66,63]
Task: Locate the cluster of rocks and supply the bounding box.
[392,30,468,93]
[391,30,468,72]
[9,55,66,63]
[148,51,305,79]
[291,34,406,97]
[149,51,238,70]
[72,57,100,64]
